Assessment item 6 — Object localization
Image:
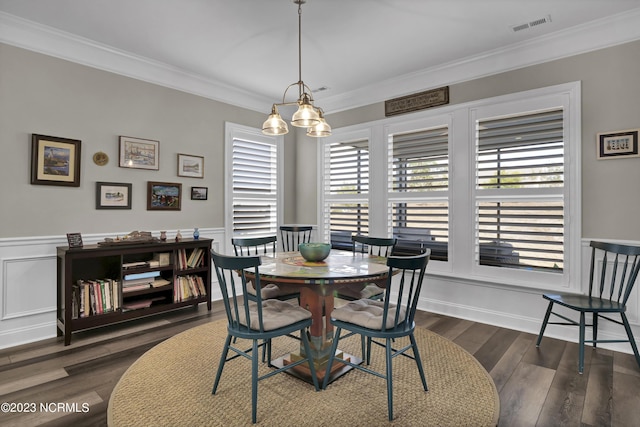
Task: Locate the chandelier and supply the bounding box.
[262,0,331,138]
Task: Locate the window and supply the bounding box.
[475,109,564,271]
[388,124,450,260]
[319,82,580,290]
[322,133,370,249]
[225,123,282,238]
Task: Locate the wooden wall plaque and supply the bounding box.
[385,86,449,117]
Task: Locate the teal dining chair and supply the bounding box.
[335,235,397,302]
[279,225,313,251]
[536,240,640,373]
[231,235,299,302]
[211,251,319,424]
[322,251,431,421]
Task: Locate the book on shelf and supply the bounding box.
[123,271,161,281]
[152,252,171,266]
[122,261,149,269]
[173,275,207,302]
[152,277,171,287]
[73,278,120,318]
[122,283,152,293]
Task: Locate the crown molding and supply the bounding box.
[2,9,640,114]
[0,12,271,112]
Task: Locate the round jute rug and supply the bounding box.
[108,319,499,426]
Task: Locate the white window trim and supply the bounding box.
[318,82,581,292]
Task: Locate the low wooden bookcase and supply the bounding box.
[56,238,212,345]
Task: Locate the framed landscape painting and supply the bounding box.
[96,182,132,209]
[119,136,159,170]
[177,153,204,178]
[147,181,181,210]
[30,134,81,187]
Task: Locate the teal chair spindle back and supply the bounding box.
[212,251,265,332]
[280,225,313,251]
[232,235,277,256]
[536,240,640,373]
[230,234,299,303]
[352,235,397,258]
[336,235,397,302]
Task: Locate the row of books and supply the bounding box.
[174,275,207,302]
[72,279,120,318]
[176,248,206,270]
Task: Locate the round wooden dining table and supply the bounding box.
[244,249,390,385]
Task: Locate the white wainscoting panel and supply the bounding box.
[0,228,226,350]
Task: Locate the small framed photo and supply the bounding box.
[66,233,83,248]
[96,182,132,209]
[177,153,204,178]
[31,134,81,187]
[147,181,182,210]
[119,136,159,170]
[191,186,208,200]
[596,129,639,159]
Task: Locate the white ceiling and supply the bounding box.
[2,0,640,114]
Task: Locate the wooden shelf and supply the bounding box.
[57,238,212,345]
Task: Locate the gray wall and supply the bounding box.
[3,39,640,241]
[0,43,298,238]
[298,39,640,241]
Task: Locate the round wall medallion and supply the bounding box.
[93,151,109,166]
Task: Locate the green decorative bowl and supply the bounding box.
[298,242,331,262]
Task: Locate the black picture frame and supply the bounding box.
[66,233,83,248]
[191,186,208,200]
[596,129,639,159]
[96,182,132,209]
[31,134,81,187]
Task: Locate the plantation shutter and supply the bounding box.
[475,108,564,271]
[390,126,449,259]
[232,137,278,236]
[324,139,369,248]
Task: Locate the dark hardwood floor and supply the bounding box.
[1,302,638,426]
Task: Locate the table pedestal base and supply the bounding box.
[271,351,362,386]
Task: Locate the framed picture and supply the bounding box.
[119,136,159,170]
[596,129,639,159]
[177,153,204,178]
[147,181,182,210]
[96,182,132,209]
[191,186,208,200]
[31,134,81,187]
[66,233,83,248]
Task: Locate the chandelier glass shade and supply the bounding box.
[261,0,331,138]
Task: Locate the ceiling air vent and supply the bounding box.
[511,15,552,32]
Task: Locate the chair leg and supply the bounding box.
[621,312,640,371]
[592,313,599,348]
[322,327,342,390]
[409,332,428,391]
[360,335,366,362]
[366,336,372,365]
[536,301,554,347]
[385,338,394,421]
[300,328,320,391]
[251,339,259,424]
[212,334,232,394]
[579,311,586,374]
